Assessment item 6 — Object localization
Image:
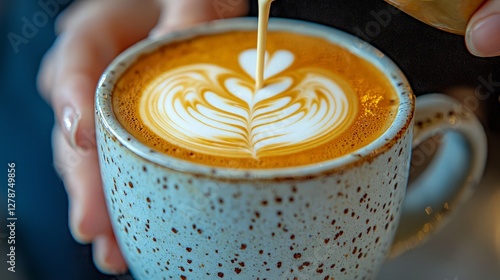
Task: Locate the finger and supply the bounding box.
[37,47,57,102]
[93,233,128,274]
[52,127,110,244]
[38,0,160,150]
[466,0,500,57]
[53,0,85,35]
[150,0,249,37]
[53,124,126,275]
[37,0,85,100]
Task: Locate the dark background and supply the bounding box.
[0,0,498,280]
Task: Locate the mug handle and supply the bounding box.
[389,94,487,257]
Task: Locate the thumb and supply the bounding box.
[151,0,249,38]
[466,0,500,57]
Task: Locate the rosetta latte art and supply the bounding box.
[139,49,358,158]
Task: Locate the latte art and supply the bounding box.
[140,49,357,158]
[113,31,399,168]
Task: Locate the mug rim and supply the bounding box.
[95,17,415,180]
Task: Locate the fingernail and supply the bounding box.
[61,106,81,150]
[149,26,168,38]
[467,14,500,57]
[69,200,91,244]
[93,235,128,275]
[148,27,160,38]
[93,235,111,273]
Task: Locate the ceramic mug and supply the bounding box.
[95,18,487,280]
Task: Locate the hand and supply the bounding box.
[466,0,500,57]
[38,0,248,274]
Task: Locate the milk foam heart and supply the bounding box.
[139,49,358,158]
[113,31,399,168]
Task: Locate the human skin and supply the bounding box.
[466,0,500,57]
[38,0,249,273]
[37,0,497,274]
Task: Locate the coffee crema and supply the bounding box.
[113,31,399,168]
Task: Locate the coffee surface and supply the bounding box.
[113,31,399,168]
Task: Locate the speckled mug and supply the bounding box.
[95,18,487,280]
